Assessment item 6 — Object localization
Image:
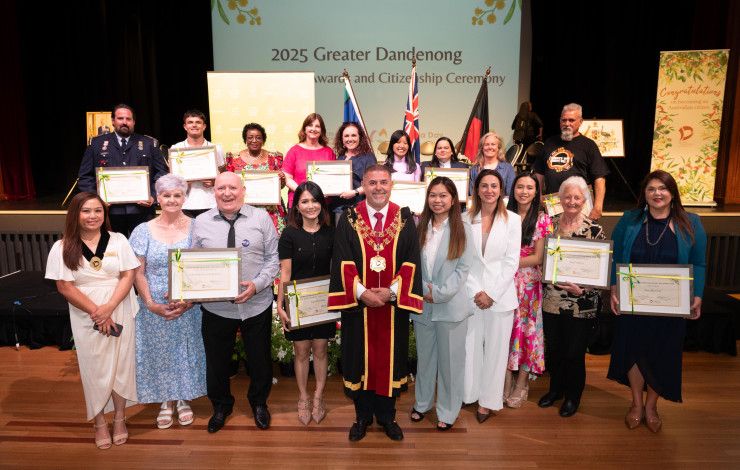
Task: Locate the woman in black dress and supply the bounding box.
[276,181,336,425]
[608,170,706,432]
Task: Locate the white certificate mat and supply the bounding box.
[424,167,469,200]
[284,276,339,329]
[616,264,694,317]
[241,170,282,205]
[542,236,613,289]
[96,166,150,204]
[168,248,242,302]
[307,161,352,196]
[391,182,426,214]
[168,146,219,181]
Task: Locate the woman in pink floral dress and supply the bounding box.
[504,173,552,408]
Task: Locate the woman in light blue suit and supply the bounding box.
[410,176,474,431]
[463,169,521,423]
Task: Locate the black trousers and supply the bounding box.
[109,211,154,238]
[543,312,595,403]
[201,305,273,412]
[354,390,396,424]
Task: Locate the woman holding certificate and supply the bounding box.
[283,113,336,208]
[45,192,140,449]
[607,170,706,432]
[226,122,287,234]
[504,173,551,408]
[468,132,516,197]
[411,176,474,431]
[276,181,336,425]
[383,130,421,182]
[538,176,605,418]
[462,169,521,423]
[129,174,206,430]
[333,122,377,210]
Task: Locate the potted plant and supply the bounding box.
[271,314,295,376]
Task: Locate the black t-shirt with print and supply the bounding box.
[534,134,610,194]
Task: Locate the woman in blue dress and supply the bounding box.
[608,170,706,433]
[129,174,207,429]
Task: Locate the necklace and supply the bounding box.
[645,215,671,246]
[352,211,405,274]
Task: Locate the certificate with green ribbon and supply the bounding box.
[168,248,242,302]
[424,167,469,202]
[96,166,150,204]
[542,190,593,217]
[543,235,613,289]
[616,263,693,316]
[168,146,219,181]
[390,182,426,214]
[240,170,282,205]
[307,161,352,196]
[283,275,338,329]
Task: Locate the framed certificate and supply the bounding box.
[283,275,339,329]
[96,166,150,204]
[542,187,594,217]
[616,264,694,317]
[424,167,469,200]
[542,236,613,289]
[240,170,282,205]
[168,146,219,181]
[391,182,426,214]
[578,119,625,158]
[168,248,242,302]
[307,161,352,196]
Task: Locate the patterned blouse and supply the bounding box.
[541,215,605,319]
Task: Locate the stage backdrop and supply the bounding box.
[210,0,522,157]
[650,49,729,206]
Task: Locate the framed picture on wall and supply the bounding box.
[578,119,625,157]
[86,111,113,144]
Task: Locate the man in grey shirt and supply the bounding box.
[192,171,279,433]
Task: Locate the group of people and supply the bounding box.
[47,101,706,448]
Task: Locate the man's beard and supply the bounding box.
[560,128,574,141]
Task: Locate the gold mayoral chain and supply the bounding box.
[353,211,405,273]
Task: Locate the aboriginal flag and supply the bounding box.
[458,80,489,163]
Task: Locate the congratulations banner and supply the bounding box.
[650,49,729,206]
[211,0,521,157]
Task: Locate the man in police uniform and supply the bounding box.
[78,103,168,236]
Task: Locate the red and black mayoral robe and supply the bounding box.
[328,201,423,398]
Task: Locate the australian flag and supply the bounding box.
[403,63,420,163]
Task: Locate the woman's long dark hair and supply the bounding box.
[62,192,111,271]
[288,181,331,228]
[507,173,542,245]
[333,122,373,156]
[635,169,694,241]
[383,130,417,174]
[429,137,460,167]
[468,169,508,221]
[417,177,466,260]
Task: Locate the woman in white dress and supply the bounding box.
[45,192,140,449]
[462,169,521,423]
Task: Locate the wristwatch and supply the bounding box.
[389,291,397,303]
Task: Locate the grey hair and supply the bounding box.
[561,103,583,118]
[558,175,592,207]
[155,173,188,195]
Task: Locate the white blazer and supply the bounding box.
[463,210,521,312]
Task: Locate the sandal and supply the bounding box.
[297,398,312,426]
[437,421,454,431]
[112,417,128,445]
[505,384,529,409]
[157,401,174,429]
[176,400,194,426]
[93,422,111,450]
[410,408,425,422]
[312,397,326,424]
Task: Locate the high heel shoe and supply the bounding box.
[505,385,529,409]
[646,410,662,433]
[503,371,513,402]
[93,422,111,450]
[112,417,128,445]
[297,398,312,425]
[312,397,326,424]
[624,406,644,430]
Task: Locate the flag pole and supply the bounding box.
[341,68,373,152]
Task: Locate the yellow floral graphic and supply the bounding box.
[472,0,518,26]
[213,0,262,26]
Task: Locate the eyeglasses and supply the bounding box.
[246,136,263,142]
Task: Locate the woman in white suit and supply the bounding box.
[463,168,521,423]
[411,176,474,431]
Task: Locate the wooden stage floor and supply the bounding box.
[1,345,739,469]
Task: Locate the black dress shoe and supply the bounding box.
[379,421,404,441]
[538,391,563,408]
[207,409,232,433]
[252,404,271,429]
[475,410,492,423]
[559,399,579,417]
[348,420,371,441]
